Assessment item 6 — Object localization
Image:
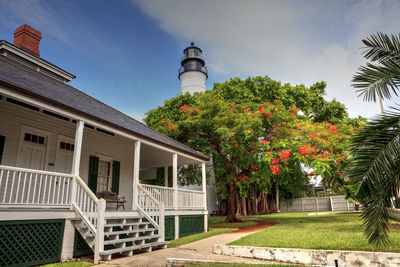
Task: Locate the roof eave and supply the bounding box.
[0,79,209,162]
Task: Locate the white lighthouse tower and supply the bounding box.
[179,42,208,95]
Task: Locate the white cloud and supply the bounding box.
[134,0,400,118]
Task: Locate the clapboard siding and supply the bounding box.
[80,129,134,210]
[0,98,135,209]
[0,98,75,168]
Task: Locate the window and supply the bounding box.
[59,141,74,151]
[24,132,46,145]
[97,160,111,192]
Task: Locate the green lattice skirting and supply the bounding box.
[73,229,93,257]
[165,216,175,240]
[179,215,204,237]
[0,219,64,267]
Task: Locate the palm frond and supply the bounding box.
[352,59,400,102]
[362,32,400,62]
[349,107,400,246]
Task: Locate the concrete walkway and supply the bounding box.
[97,221,274,267]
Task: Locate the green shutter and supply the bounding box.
[88,156,99,193]
[0,135,4,164]
[111,161,120,194]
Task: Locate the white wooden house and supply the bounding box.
[0,25,208,266]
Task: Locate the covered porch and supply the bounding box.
[0,87,207,213]
[0,84,208,263]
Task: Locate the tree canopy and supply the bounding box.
[145,76,361,221]
[350,32,400,247]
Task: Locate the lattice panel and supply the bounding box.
[179,215,204,237]
[0,220,64,267]
[165,216,175,240]
[73,229,93,257]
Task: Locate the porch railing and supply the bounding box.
[0,165,74,207]
[71,176,101,233]
[178,188,204,209]
[141,184,205,210]
[141,184,174,209]
[70,175,105,264]
[137,184,165,242]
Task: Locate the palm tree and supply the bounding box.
[351,32,400,247]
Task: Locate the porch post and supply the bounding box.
[71,120,84,204]
[133,140,141,210]
[71,120,84,176]
[164,166,168,187]
[173,153,178,210]
[94,198,106,264]
[202,162,208,232]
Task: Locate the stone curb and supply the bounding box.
[213,244,400,267]
[165,257,232,266]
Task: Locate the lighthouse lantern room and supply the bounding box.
[179,42,208,95]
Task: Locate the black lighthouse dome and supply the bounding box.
[179,42,208,78]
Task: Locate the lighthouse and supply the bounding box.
[179,42,208,95]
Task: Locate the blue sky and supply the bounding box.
[1,0,400,121]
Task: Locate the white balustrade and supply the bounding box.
[141,184,174,209]
[141,184,205,210]
[178,188,204,209]
[0,165,73,207]
[70,175,105,264]
[71,175,101,234]
[137,184,164,242]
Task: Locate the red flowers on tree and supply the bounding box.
[270,165,280,175]
[298,144,317,156]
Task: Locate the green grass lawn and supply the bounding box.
[41,262,93,267]
[168,228,237,248]
[208,216,257,228]
[230,212,400,252]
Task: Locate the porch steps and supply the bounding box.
[104,221,151,227]
[103,228,155,236]
[72,215,168,261]
[99,241,167,256]
[103,234,161,245]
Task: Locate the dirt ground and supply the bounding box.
[211,218,279,233]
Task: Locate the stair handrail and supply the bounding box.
[137,183,165,242]
[70,175,100,234]
[70,175,105,264]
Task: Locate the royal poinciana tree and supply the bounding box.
[145,89,356,222]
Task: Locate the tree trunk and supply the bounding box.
[235,191,241,216]
[225,183,242,222]
[264,192,271,213]
[275,182,281,213]
[247,195,253,215]
[252,187,258,215]
[241,196,247,216]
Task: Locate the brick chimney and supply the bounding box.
[13,24,42,57]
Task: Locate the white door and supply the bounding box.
[55,136,74,174]
[17,130,48,170]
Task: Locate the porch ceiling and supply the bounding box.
[140,143,202,168]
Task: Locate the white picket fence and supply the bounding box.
[280,195,355,212]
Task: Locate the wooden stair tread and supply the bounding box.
[103,234,161,245]
[104,222,151,227]
[99,241,168,255]
[103,228,156,236]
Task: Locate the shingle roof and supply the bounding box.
[0,54,207,161]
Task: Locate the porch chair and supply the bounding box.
[96,190,126,210]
